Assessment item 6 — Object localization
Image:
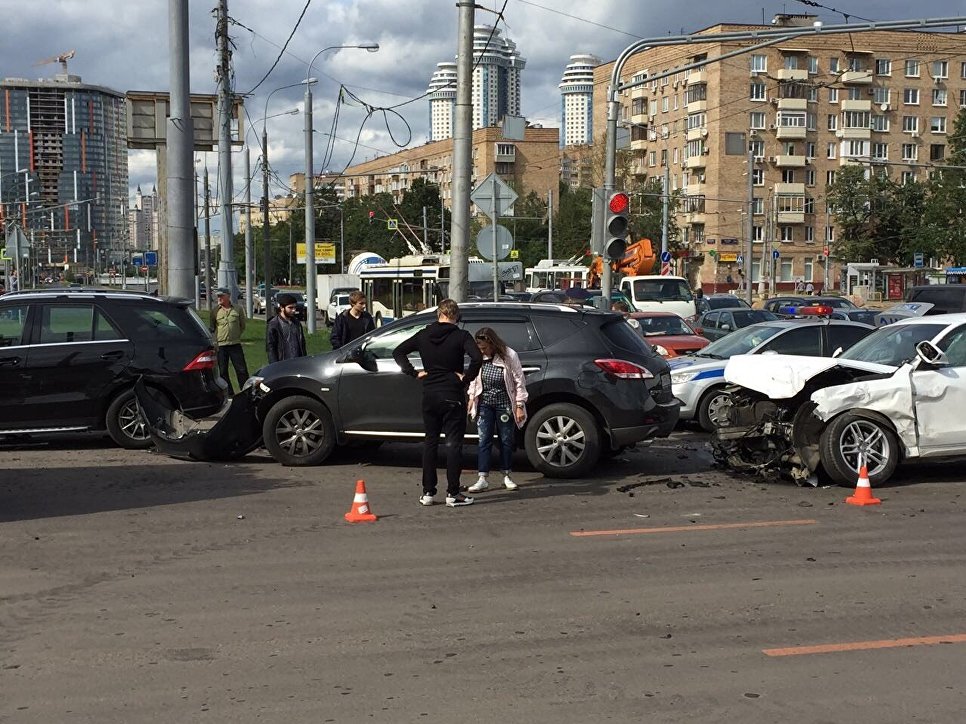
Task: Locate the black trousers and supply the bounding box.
[421,387,468,497]
[217,343,250,393]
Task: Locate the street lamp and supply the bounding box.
[305,42,379,332]
[262,83,313,320]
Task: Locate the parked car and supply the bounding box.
[0,289,226,448]
[628,311,709,357]
[713,313,966,486]
[271,290,308,322]
[693,293,751,317]
[697,308,780,341]
[326,292,352,327]
[669,318,874,431]
[140,303,681,478]
[763,295,858,317]
[903,284,966,315]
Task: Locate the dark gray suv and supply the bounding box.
[144,303,680,478]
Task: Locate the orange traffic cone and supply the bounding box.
[845,457,881,506]
[344,479,378,523]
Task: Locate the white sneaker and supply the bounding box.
[419,494,435,506]
[503,474,518,491]
[445,493,474,507]
[467,476,489,493]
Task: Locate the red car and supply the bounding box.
[628,311,709,358]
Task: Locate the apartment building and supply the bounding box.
[559,54,601,147]
[332,126,560,212]
[593,15,966,292]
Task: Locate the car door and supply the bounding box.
[914,324,966,454]
[701,312,720,340]
[0,301,34,426]
[718,311,736,336]
[22,302,133,428]
[337,317,432,434]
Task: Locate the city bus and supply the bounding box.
[359,253,523,326]
[524,258,592,293]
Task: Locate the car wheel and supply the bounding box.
[819,412,899,487]
[106,389,153,449]
[262,395,336,467]
[697,386,730,432]
[524,403,601,478]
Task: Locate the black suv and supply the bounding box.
[0,289,226,448]
[147,303,680,477]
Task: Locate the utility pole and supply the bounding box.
[547,189,553,260]
[243,148,254,317]
[661,163,670,259]
[215,0,236,297]
[422,206,428,251]
[745,141,754,305]
[449,0,475,301]
[203,168,213,318]
[166,0,194,300]
[261,124,273,321]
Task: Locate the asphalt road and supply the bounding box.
[2,431,965,723]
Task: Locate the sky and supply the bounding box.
[1,0,964,211]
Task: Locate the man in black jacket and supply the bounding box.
[266,293,307,363]
[330,290,375,349]
[393,299,482,507]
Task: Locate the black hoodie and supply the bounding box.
[392,321,482,392]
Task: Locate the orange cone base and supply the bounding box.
[345,509,378,523]
[344,479,378,523]
[845,491,881,506]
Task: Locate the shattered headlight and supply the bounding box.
[241,375,270,393]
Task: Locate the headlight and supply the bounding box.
[670,370,699,384]
[241,375,269,393]
[653,344,669,357]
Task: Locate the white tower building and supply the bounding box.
[559,54,600,147]
[427,25,526,141]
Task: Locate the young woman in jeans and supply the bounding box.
[466,327,528,492]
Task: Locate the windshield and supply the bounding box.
[631,279,693,302]
[697,323,782,358]
[636,315,693,336]
[838,323,946,366]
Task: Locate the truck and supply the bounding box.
[316,273,361,320]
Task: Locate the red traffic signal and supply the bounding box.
[368,210,375,224]
[608,191,630,215]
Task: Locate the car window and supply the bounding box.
[600,317,653,355]
[938,325,966,367]
[530,314,582,348]
[0,304,29,347]
[364,320,432,360]
[759,326,822,355]
[736,310,778,325]
[840,323,946,366]
[39,304,97,344]
[908,287,966,314]
[463,320,539,352]
[827,325,872,354]
[637,315,691,336]
[702,312,719,329]
[702,323,782,356]
[720,312,734,327]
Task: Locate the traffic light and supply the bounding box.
[604,191,630,260]
[368,210,375,225]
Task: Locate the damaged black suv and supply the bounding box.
[143,303,680,478]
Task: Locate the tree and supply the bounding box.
[552,183,594,263]
[399,179,446,253]
[922,108,966,264]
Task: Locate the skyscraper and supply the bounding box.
[559,54,600,147]
[427,25,526,141]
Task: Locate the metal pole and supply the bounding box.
[262,126,273,321]
[165,0,194,300]
[601,83,619,301]
[339,209,345,272]
[745,141,754,305]
[422,205,428,251]
[661,163,670,259]
[440,194,445,254]
[215,0,236,296]
[491,175,500,302]
[449,0,475,301]
[824,202,831,292]
[547,188,553,260]
[244,147,254,317]
[304,83,316,331]
[204,168,213,318]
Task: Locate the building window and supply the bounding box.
[901,143,918,161]
[827,142,837,159]
[783,142,797,155]
[804,196,815,214]
[828,87,839,103]
[749,111,766,129]
[777,196,804,213]
[807,56,818,74]
[932,60,948,79]
[871,142,888,160]
[805,169,816,186]
[827,114,838,131]
[825,225,835,242]
[905,59,920,77]
[750,82,767,101]
[783,55,799,70]
[686,139,704,158]
[752,169,764,186]
[933,89,948,107]
[903,88,919,105]
[751,55,767,73]
[648,151,656,167]
[780,226,795,242]
[900,171,916,184]
[806,227,815,244]
[752,226,763,242]
[873,86,891,105]
[806,112,817,130]
[751,139,764,158]
[826,170,837,185]
[843,111,871,129]
[930,144,946,161]
[685,85,707,104]
[829,57,839,73]
[931,116,947,134]
[806,142,816,158]
[752,197,764,214]
[902,116,919,133]
[687,112,706,129]
[875,59,892,76]
[807,87,819,103]
[661,149,668,166]
[844,140,869,158]
[632,98,646,115]
[778,111,806,127]
[781,169,796,183]
[871,115,889,132]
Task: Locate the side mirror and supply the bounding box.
[915,340,947,367]
[721,323,731,331]
[345,345,379,372]
[832,346,843,358]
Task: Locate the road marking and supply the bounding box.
[570,519,817,538]
[763,633,966,657]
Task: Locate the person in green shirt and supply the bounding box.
[213,288,249,393]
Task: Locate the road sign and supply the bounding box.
[660,262,672,276]
[387,219,398,231]
[660,250,672,263]
[773,250,780,260]
[470,173,518,217]
[914,251,924,269]
[132,254,144,266]
[144,251,158,266]
[509,249,519,260]
[296,242,336,264]
[736,254,743,264]
[476,224,513,261]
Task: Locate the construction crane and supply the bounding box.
[34,50,76,75]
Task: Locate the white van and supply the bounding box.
[619,275,696,319]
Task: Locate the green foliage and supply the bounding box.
[552,184,594,262]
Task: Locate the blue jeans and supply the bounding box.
[477,403,515,473]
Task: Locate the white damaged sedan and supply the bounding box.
[712,313,966,486]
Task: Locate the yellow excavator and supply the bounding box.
[587,238,657,288]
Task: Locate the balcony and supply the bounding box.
[841,99,872,112]
[775,68,809,81]
[776,97,807,111]
[686,99,708,113]
[840,70,873,84]
[775,125,807,140]
[687,69,707,85]
[774,154,807,167]
[777,210,806,224]
[840,127,871,140]
[686,126,708,142]
[774,183,805,195]
[686,211,706,225]
[685,154,708,169]
[494,145,516,163]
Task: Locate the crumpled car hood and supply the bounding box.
[724,355,896,399]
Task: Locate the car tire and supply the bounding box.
[106,389,153,449]
[262,395,336,467]
[524,403,601,478]
[820,412,899,487]
[697,386,730,432]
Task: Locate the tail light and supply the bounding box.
[594,358,654,379]
[184,348,217,371]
